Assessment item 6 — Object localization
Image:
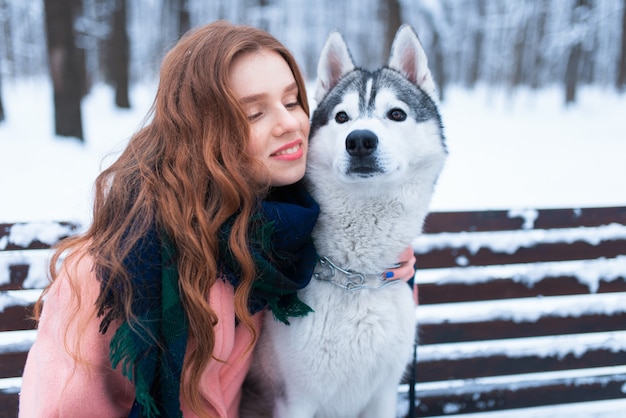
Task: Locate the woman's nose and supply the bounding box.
[273,107,300,136]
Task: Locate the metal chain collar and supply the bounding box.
[313,256,400,291]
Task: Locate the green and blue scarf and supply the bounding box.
[96,182,319,417]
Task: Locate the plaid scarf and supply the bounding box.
[96,182,319,417]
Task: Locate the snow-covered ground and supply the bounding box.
[435,86,626,211]
[1,79,625,224]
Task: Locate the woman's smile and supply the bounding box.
[271,140,304,160]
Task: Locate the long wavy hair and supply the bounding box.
[35,20,309,417]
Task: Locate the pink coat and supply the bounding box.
[19,252,262,418]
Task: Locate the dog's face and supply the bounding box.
[308,25,446,193]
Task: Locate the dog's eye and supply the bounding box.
[335,111,349,124]
[388,108,407,122]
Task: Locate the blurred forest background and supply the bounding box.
[0,0,625,141]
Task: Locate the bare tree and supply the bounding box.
[0,0,8,122]
[379,0,403,60]
[0,70,4,122]
[468,0,486,88]
[44,0,84,140]
[164,0,190,38]
[617,0,626,91]
[419,0,447,101]
[177,0,190,37]
[565,0,592,105]
[529,4,548,89]
[512,10,529,88]
[107,0,130,108]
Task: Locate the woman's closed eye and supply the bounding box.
[285,101,300,110]
[247,111,263,121]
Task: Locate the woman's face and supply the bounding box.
[230,50,310,187]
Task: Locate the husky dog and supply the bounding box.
[241,25,446,418]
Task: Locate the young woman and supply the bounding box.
[19,21,416,418]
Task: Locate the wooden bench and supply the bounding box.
[398,206,626,416]
[0,221,81,418]
[2,207,626,417]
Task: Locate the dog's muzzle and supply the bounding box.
[345,129,382,176]
[346,129,377,157]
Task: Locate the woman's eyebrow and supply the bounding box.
[240,81,299,104]
[240,92,266,104]
[284,81,298,93]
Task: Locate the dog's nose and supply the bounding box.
[345,130,378,157]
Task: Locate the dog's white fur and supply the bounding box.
[241,25,446,418]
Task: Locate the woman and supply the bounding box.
[19,21,415,418]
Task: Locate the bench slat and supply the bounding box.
[404,366,626,417]
[419,275,626,304]
[0,290,41,332]
[415,239,626,269]
[417,292,626,344]
[416,347,626,384]
[414,330,626,382]
[419,311,626,345]
[0,352,28,381]
[0,395,18,418]
[0,305,36,332]
[422,206,626,233]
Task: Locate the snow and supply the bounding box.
[0,79,156,224]
[418,330,626,362]
[0,249,51,289]
[1,79,626,225]
[0,329,37,355]
[413,223,626,256]
[432,86,626,211]
[416,291,626,324]
[440,399,626,418]
[507,208,539,229]
[414,255,626,293]
[0,290,40,314]
[0,221,77,249]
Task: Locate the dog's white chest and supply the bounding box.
[260,277,416,416]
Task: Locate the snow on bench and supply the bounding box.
[398,206,626,417]
[2,208,626,417]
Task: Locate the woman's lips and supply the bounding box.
[271,140,304,161]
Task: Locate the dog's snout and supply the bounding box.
[346,130,378,157]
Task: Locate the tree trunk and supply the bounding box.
[177,0,190,37]
[530,5,548,89]
[617,0,626,91]
[468,0,485,87]
[44,0,84,140]
[379,0,403,59]
[108,0,130,108]
[565,0,590,105]
[565,42,582,104]
[432,30,446,102]
[0,70,4,122]
[512,20,529,88]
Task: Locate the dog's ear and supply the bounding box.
[388,24,437,99]
[315,31,355,104]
